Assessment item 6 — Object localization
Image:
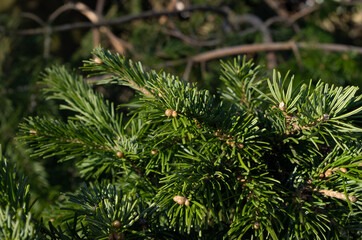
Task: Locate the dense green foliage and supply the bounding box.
[1,1,362,239]
[2,47,360,239]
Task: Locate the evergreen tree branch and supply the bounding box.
[0,147,38,239]
[17,6,228,35]
[41,65,124,138]
[190,41,362,63]
[18,117,140,178]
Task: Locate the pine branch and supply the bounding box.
[0,149,32,213]
[18,117,140,178]
[41,66,124,138]
[219,56,265,112]
[314,188,357,202]
[53,182,156,239]
[15,48,362,239]
[84,47,265,137]
[0,147,38,239]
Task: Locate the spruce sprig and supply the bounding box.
[17,47,362,239]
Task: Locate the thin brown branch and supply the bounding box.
[314,188,357,202]
[51,2,131,53]
[96,0,106,15]
[265,5,319,27]
[92,1,103,47]
[301,42,362,54]
[229,13,277,68]
[48,3,75,23]
[16,6,228,35]
[73,2,99,23]
[190,41,362,63]
[290,41,303,69]
[163,28,221,47]
[183,60,194,81]
[191,42,293,62]
[235,5,319,40]
[43,25,52,59]
[289,4,319,23]
[93,0,105,47]
[20,12,45,26]
[264,0,289,19]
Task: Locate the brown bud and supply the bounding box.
[339,167,347,173]
[165,109,172,117]
[94,57,103,64]
[114,233,124,240]
[253,221,260,229]
[108,233,114,240]
[151,150,158,155]
[173,195,187,205]
[349,196,357,203]
[29,130,37,135]
[113,220,122,229]
[185,199,190,206]
[171,110,178,118]
[229,141,235,147]
[116,152,124,158]
[319,173,325,179]
[279,102,286,111]
[324,169,332,177]
[237,143,244,149]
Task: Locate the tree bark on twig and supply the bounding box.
[189,41,362,63]
[228,13,277,69]
[17,6,228,35]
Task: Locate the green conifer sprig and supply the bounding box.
[62,182,142,238]
[16,47,362,239]
[219,56,265,112]
[41,66,124,138]
[0,149,32,214]
[84,48,259,133]
[0,147,38,239]
[19,117,139,178]
[0,207,36,240]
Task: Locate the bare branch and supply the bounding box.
[229,13,277,69]
[264,0,289,19]
[163,28,221,47]
[190,41,362,63]
[183,60,194,81]
[20,12,45,26]
[48,3,75,23]
[49,2,131,53]
[96,0,106,15]
[16,6,228,36]
[289,4,319,23]
[314,188,357,202]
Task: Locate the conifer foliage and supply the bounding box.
[10,47,362,239]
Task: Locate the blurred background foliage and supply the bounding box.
[0,0,361,215]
